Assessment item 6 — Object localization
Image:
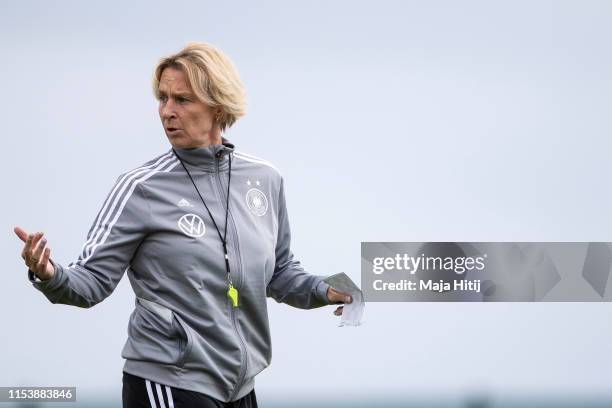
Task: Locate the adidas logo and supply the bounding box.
[178,198,194,207]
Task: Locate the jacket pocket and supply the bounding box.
[121,297,190,366]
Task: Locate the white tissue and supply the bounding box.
[323,272,365,327]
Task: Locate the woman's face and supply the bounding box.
[157,67,221,149]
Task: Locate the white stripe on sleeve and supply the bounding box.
[78,151,174,260]
[78,157,178,266]
[234,151,280,174]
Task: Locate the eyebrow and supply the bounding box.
[157,90,193,98]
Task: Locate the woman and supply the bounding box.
[14,42,352,408]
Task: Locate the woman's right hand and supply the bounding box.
[14,227,55,281]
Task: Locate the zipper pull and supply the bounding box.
[227,283,239,308]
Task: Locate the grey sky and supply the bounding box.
[2,0,611,403]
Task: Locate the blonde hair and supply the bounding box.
[153,42,246,132]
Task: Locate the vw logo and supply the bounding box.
[177,213,206,237]
[245,188,268,217]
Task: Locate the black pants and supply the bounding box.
[122,372,258,408]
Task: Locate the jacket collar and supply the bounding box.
[171,136,235,172]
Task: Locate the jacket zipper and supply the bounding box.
[214,153,248,401]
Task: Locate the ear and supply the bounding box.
[215,110,223,122]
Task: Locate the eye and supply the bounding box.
[177,97,189,104]
[158,95,168,102]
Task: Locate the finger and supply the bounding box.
[32,236,48,265]
[329,288,352,304]
[24,232,43,263]
[14,226,29,243]
[329,287,340,302]
[23,232,43,264]
[31,232,44,249]
[27,232,43,250]
[335,288,351,303]
[22,233,35,260]
[39,247,51,274]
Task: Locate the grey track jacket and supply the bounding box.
[28,138,331,402]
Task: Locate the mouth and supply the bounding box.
[166,127,182,134]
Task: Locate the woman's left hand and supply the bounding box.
[326,286,352,316]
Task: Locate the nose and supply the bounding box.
[160,99,176,120]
